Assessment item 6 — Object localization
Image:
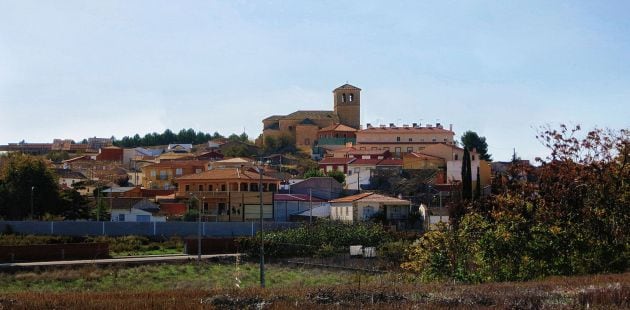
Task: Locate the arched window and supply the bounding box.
[342,93,346,102]
[349,93,354,102]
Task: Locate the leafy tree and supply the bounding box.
[0,153,60,219]
[326,170,346,184]
[461,131,492,161]
[403,125,629,283]
[303,168,325,179]
[58,189,90,220]
[46,151,70,163]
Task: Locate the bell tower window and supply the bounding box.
[348,93,354,102]
[342,93,346,102]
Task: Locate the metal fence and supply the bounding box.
[0,221,301,237]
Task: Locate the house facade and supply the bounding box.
[141,160,209,189]
[330,192,411,224]
[355,123,455,158]
[174,168,280,221]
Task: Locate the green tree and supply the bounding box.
[0,153,60,219]
[46,151,70,163]
[303,168,325,179]
[326,170,346,184]
[461,131,492,161]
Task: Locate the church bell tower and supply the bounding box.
[333,84,361,129]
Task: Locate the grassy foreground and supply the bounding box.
[0,262,627,309]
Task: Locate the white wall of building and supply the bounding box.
[110,208,166,222]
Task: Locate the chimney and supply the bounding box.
[412,123,417,128]
[449,124,453,132]
[436,122,442,128]
[389,123,395,128]
[366,123,372,129]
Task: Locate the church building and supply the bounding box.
[261,84,361,152]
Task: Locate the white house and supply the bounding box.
[110,200,166,222]
[273,194,328,222]
[330,192,411,224]
[54,169,88,189]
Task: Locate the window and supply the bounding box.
[349,93,354,101]
[198,184,204,191]
[326,166,333,172]
[208,185,213,191]
[472,155,475,160]
[443,138,448,142]
[118,214,125,222]
[136,215,150,222]
[150,170,156,177]
[195,168,202,173]
[160,170,167,180]
[407,147,413,153]
[203,202,208,212]
[396,136,401,142]
[408,138,412,142]
[175,168,183,176]
[221,184,226,191]
[342,93,346,102]
[395,147,401,155]
[455,154,459,160]
[185,185,190,192]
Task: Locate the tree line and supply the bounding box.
[112,128,250,147]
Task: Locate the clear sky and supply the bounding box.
[1,1,628,161]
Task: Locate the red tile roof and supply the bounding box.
[319,123,358,132]
[329,192,410,204]
[376,159,403,166]
[274,194,326,202]
[175,168,279,181]
[349,159,381,165]
[319,157,356,165]
[358,126,453,134]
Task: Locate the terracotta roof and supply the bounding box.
[319,157,356,165]
[348,149,389,156]
[263,115,285,122]
[349,159,381,166]
[329,192,374,203]
[329,192,409,204]
[405,152,444,160]
[175,168,279,181]
[319,123,358,132]
[285,110,339,121]
[274,194,326,202]
[333,83,361,91]
[143,160,209,168]
[358,127,453,134]
[376,159,403,166]
[215,157,255,164]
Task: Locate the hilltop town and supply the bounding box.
[0,83,498,228]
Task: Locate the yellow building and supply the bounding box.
[355,123,455,158]
[262,84,361,152]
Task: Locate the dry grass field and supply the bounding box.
[0,262,627,309]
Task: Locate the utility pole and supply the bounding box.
[258,161,265,288]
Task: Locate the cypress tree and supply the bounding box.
[461,147,473,200]
[475,166,481,200]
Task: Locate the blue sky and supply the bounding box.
[1,1,628,161]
